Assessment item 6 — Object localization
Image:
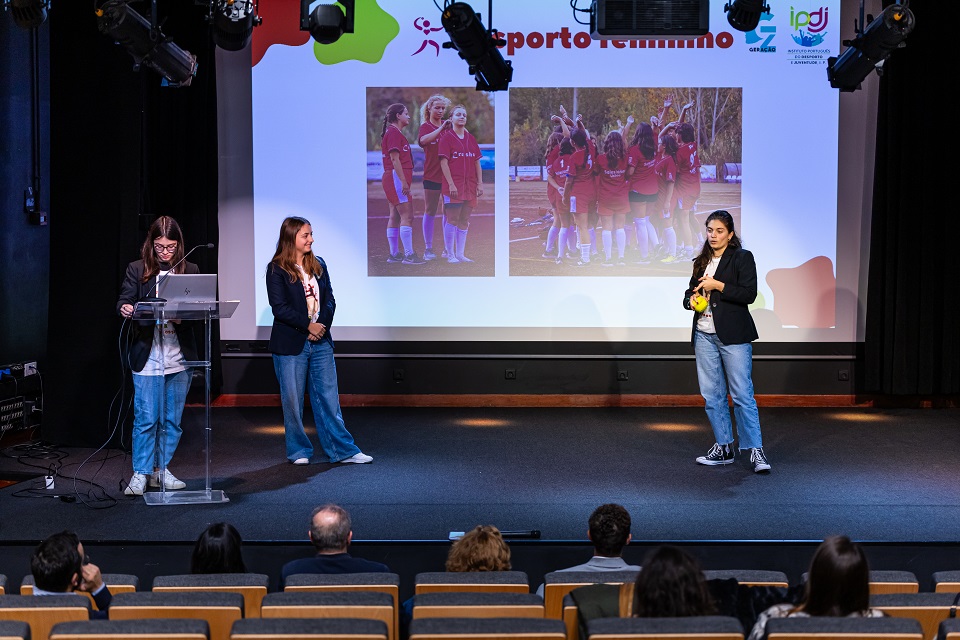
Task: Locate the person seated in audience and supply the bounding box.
[536,503,640,596]
[747,535,885,640]
[446,524,512,571]
[31,530,111,619]
[191,522,247,573]
[280,503,390,588]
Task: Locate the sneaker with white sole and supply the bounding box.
[696,442,735,466]
[339,452,373,464]
[424,248,438,261]
[149,470,186,490]
[402,252,426,265]
[386,252,403,264]
[292,457,309,465]
[750,447,771,473]
[124,473,147,496]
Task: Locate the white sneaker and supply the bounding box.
[292,457,310,465]
[149,470,186,490]
[339,452,373,464]
[124,473,147,496]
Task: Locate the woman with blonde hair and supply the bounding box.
[418,94,452,260]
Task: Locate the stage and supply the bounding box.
[1,406,958,595]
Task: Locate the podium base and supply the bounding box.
[143,489,230,505]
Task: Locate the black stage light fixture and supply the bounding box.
[724,0,770,32]
[97,0,198,87]
[299,0,354,45]
[441,1,512,92]
[210,0,262,51]
[4,0,49,28]
[586,0,710,39]
[827,1,914,92]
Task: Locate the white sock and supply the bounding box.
[602,230,612,261]
[423,214,436,250]
[545,226,559,252]
[568,229,578,253]
[400,226,413,256]
[387,228,399,255]
[616,228,626,259]
[664,227,677,255]
[588,228,597,253]
[645,217,659,246]
[456,228,469,260]
[580,243,591,263]
[557,228,568,258]
[635,218,649,257]
[443,223,457,257]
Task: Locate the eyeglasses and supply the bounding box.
[154,243,178,254]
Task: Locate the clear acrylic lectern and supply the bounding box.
[131,298,239,505]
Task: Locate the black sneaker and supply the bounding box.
[386,252,403,263]
[696,442,735,466]
[750,447,771,473]
[402,252,426,265]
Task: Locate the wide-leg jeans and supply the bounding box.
[694,330,762,450]
[131,369,191,475]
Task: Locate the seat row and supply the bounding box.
[0,614,959,640]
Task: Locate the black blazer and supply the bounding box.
[683,247,759,346]
[266,257,336,356]
[116,260,201,372]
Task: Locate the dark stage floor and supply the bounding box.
[1,406,958,545]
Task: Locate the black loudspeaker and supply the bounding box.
[591,0,710,39]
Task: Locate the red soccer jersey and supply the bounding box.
[545,145,560,168]
[381,126,413,182]
[676,140,701,193]
[594,154,630,215]
[418,122,443,184]
[565,147,596,201]
[656,153,678,214]
[438,129,481,200]
[627,144,658,195]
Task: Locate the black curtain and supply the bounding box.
[864,1,958,395]
[45,1,219,446]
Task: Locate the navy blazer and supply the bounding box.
[266,257,336,356]
[116,259,201,372]
[683,248,759,346]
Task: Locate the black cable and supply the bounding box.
[570,0,592,26]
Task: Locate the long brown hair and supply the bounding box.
[270,216,323,283]
[632,545,715,617]
[140,216,186,283]
[445,525,511,572]
[380,103,407,140]
[692,210,742,277]
[796,535,871,616]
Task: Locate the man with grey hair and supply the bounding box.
[280,504,390,587]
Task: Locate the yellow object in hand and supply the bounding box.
[691,294,708,313]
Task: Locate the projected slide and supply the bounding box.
[249,0,842,342]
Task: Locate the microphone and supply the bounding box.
[140,243,214,304]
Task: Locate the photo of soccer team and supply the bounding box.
[366,87,496,277]
[508,87,743,277]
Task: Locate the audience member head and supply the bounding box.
[633,545,715,617]
[799,535,870,616]
[31,531,83,592]
[588,503,632,557]
[309,504,352,553]
[191,522,247,574]
[446,525,511,572]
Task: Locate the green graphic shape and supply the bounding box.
[313,0,399,65]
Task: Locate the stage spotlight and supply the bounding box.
[210,0,262,51]
[827,2,914,92]
[96,0,198,87]
[299,0,354,45]
[4,0,48,28]
[723,0,769,32]
[441,2,512,92]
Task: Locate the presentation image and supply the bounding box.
[365,87,496,277]
[508,87,742,276]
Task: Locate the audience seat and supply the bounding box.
[585,616,744,640]
[562,583,636,640]
[766,616,924,640]
[414,572,529,595]
[0,594,91,640]
[932,573,960,594]
[704,570,790,588]
[408,617,566,640]
[871,593,960,640]
[0,620,29,640]
[542,571,640,620]
[937,619,960,640]
[260,591,395,640]
[869,572,920,595]
[411,593,545,620]
[284,572,401,632]
[20,574,140,599]
[152,574,269,617]
[108,591,244,640]
[230,617,389,640]
[49,618,210,640]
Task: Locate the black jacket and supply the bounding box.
[266,257,336,356]
[116,260,201,372]
[683,248,759,346]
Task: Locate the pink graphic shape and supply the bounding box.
[765,256,836,328]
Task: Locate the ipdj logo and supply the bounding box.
[411,16,444,56]
[790,6,828,47]
[744,12,776,52]
[312,0,400,65]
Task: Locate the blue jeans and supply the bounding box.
[273,339,361,463]
[694,330,762,450]
[131,369,192,475]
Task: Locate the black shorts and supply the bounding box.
[629,191,658,203]
[423,179,442,191]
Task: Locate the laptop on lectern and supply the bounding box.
[156,273,218,302]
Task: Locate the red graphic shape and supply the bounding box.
[765,256,836,328]
[252,0,311,66]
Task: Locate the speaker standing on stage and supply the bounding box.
[266,216,372,466]
[117,216,198,496]
[683,210,771,473]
